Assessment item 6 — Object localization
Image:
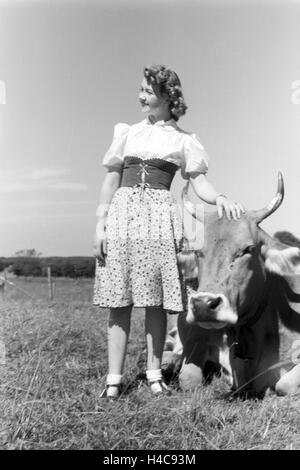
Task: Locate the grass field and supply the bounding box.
[1,277,300,450]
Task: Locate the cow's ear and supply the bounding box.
[258,232,300,330]
[261,243,300,276]
[177,251,198,280]
[274,274,300,330]
[261,239,300,329]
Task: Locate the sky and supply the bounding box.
[0,0,300,257]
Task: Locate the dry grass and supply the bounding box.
[1,277,300,450]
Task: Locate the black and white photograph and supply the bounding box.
[1,0,300,452]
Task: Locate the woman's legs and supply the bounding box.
[105,305,168,396]
[145,306,169,394]
[105,305,132,397]
[108,305,132,373]
[145,306,167,370]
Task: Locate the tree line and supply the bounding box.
[0,231,299,278]
[0,256,96,278]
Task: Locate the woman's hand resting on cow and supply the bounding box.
[190,173,245,220]
[215,195,245,221]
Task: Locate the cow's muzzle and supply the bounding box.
[187,292,238,328]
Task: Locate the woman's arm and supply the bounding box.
[94,169,122,261]
[189,173,220,204]
[96,170,121,226]
[189,173,245,220]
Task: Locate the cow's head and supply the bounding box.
[178,173,300,330]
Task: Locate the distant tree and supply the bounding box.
[61,260,76,278]
[14,249,42,257]
[274,231,300,249]
[5,254,95,278]
[0,259,8,272]
[12,258,42,276]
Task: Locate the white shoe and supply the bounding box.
[148,379,171,396]
[99,384,121,400]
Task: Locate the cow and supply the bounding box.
[165,173,300,397]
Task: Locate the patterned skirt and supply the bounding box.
[93,186,187,312]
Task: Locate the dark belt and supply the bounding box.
[120,156,178,190]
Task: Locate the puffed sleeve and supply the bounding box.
[102,123,130,171]
[181,133,209,180]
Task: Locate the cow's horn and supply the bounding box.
[182,182,204,222]
[252,172,284,224]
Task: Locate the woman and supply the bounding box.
[93,64,244,399]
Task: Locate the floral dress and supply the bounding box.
[93,118,209,313]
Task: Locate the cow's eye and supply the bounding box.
[242,245,256,255]
[233,245,256,260]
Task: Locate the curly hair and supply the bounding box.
[143,64,187,121]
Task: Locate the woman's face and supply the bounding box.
[139,77,169,118]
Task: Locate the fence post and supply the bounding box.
[0,271,6,299]
[47,266,54,301]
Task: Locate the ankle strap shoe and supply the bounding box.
[148,379,171,396]
[99,383,122,401]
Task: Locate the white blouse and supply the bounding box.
[102,118,209,179]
